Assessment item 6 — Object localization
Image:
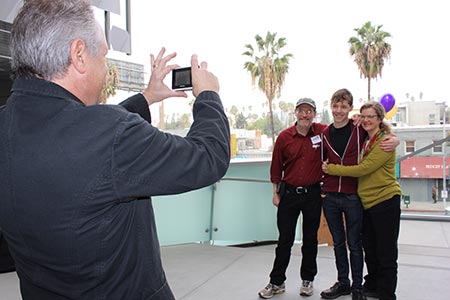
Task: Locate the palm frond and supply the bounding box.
[348,21,391,100]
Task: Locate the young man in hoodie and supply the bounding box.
[320,89,398,300]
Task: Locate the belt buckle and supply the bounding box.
[296,186,307,194]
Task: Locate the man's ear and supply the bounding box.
[70,39,88,74]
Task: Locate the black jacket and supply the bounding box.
[0,77,230,299]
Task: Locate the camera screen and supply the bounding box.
[172,67,192,90]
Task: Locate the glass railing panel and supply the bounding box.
[210,179,278,245]
[153,186,213,246]
[152,146,450,247]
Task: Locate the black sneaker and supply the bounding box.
[320,282,351,299]
[352,289,367,300]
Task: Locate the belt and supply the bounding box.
[285,182,321,194]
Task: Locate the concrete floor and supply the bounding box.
[1,219,450,300]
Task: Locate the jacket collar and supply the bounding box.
[12,77,85,106]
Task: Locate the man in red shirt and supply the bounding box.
[259,98,326,298]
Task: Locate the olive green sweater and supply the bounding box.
[327,133,401,210]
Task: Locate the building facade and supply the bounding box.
[392,100,449,205]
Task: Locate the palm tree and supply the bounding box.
[243,31,293,145]
[279,100,293,128]
[229,105,239,128]
[159,102,165,129]
[100,59,119,104]
[348,21,391,101]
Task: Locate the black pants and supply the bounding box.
[362,195,401,300]
[269,184,322,285]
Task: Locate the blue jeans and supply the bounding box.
[323,192,363,289]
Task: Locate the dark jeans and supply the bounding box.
[323,192,363,289]
[362,195,401,300]
[269,184,322,285]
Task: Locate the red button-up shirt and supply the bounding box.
[270,122,327,187]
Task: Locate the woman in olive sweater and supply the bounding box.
[322,101,401,300]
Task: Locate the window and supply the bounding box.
[405,140,415,153]
[429,114,436,125]
[433,140,443,153]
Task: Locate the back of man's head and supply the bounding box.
[11,0,100,81]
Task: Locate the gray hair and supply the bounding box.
[11,0,101,80]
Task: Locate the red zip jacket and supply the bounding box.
[321,121,367,194]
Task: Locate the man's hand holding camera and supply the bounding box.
[191,56,219,97]
[141,47,187,106]
[141,47,219,106]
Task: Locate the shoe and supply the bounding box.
[258,283,285,299]
[300,280,314,296]
[362,285,379,299]
[320,282,351,299]
[352,289,367,300]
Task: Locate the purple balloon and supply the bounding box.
[380,94,395,112]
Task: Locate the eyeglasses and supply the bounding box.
[297,109,314,115]
[360,114,378,120]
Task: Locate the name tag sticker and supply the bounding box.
[311,135,321,144]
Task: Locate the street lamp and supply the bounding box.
[443,104,448,208]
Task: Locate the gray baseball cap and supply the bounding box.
[295,98,316,110]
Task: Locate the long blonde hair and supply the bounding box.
[360,101,392,135]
